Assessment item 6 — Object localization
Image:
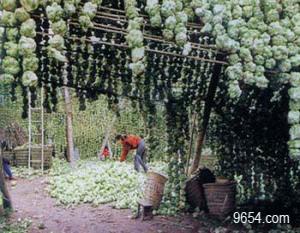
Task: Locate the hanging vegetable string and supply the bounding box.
[119,49,131,96]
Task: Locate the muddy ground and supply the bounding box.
[7,177,213,233]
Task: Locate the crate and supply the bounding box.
[203,181,236,217]
[14,145,53,169]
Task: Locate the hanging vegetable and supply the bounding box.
[20,18,36,38]
[125,0,145,79]
[22,71,38,87]
[20,0,40,12]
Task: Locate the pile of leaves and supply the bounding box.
[48,158,169,213]
[12,166,46,180]
[0,217,31,233]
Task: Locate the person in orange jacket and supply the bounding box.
[115,134,148,172]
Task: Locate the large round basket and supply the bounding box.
[143,171,168,209]
[203,181,236,217]
[185,175,206,210]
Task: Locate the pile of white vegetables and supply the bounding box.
[48,159,172,214]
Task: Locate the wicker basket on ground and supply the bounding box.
[185,167,216,211]
[203,180,236,217]
[143,171,168,209]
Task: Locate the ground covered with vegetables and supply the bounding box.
[48,159,168,212]
[1,160,249,233]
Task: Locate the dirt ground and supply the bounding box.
[6,177,208,233]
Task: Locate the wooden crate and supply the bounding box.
[14,145,53,169]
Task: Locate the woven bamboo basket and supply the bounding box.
[185,176,206,210]
[203,181,236,217]
[143,171,168,209]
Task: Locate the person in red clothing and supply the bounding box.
[99,144,110,160]
[115,134,148,172]
[102,146,110,158]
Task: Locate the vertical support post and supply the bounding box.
[28,90,31,169]
[188,54,225,175]
[185,112,197,175]
[41,87,44,174]
[63,63,75,166]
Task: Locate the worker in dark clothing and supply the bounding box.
[115,134,148,173]
[2,158,15,180]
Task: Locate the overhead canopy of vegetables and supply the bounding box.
[1,0,300,213]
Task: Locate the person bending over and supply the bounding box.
[115,134,148,173]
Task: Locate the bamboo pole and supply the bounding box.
[186,112,197,175]
[35,30,228,65]
[63,64,75,166]
[32,14,222,54]
[41,87,44,174]
[90,20,218,53]
[188,54,225,175]
[94,12,203,35]
[28,90,31,169]
[98,6,203,29]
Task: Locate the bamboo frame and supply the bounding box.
[32,14,223,54]
[36,31,228,65]
[98,6,203,30]
[94,11,202,35]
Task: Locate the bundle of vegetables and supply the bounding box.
[79,0,104,31]
[192,0,300,159]
[46,2,67,62]
[162,98,189,214]
[0,3,18,86]
[48,159,170,213]
[19,36,39,87]
[288,72,300,159]
[158,0,189,49]
[0,0,40,87]
[145,0,162,28]
[125,0,145,78]
[20,0,39,12]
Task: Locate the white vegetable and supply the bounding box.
[182,42,192,56]
[131,47,145,62]
[22,71,38,87]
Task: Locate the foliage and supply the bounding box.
[12,166,46,179]
[1,0,300,218]
[46,96,168,160]
[211,77,300,221]
[192,0,300,158]
[0,216,31,233]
